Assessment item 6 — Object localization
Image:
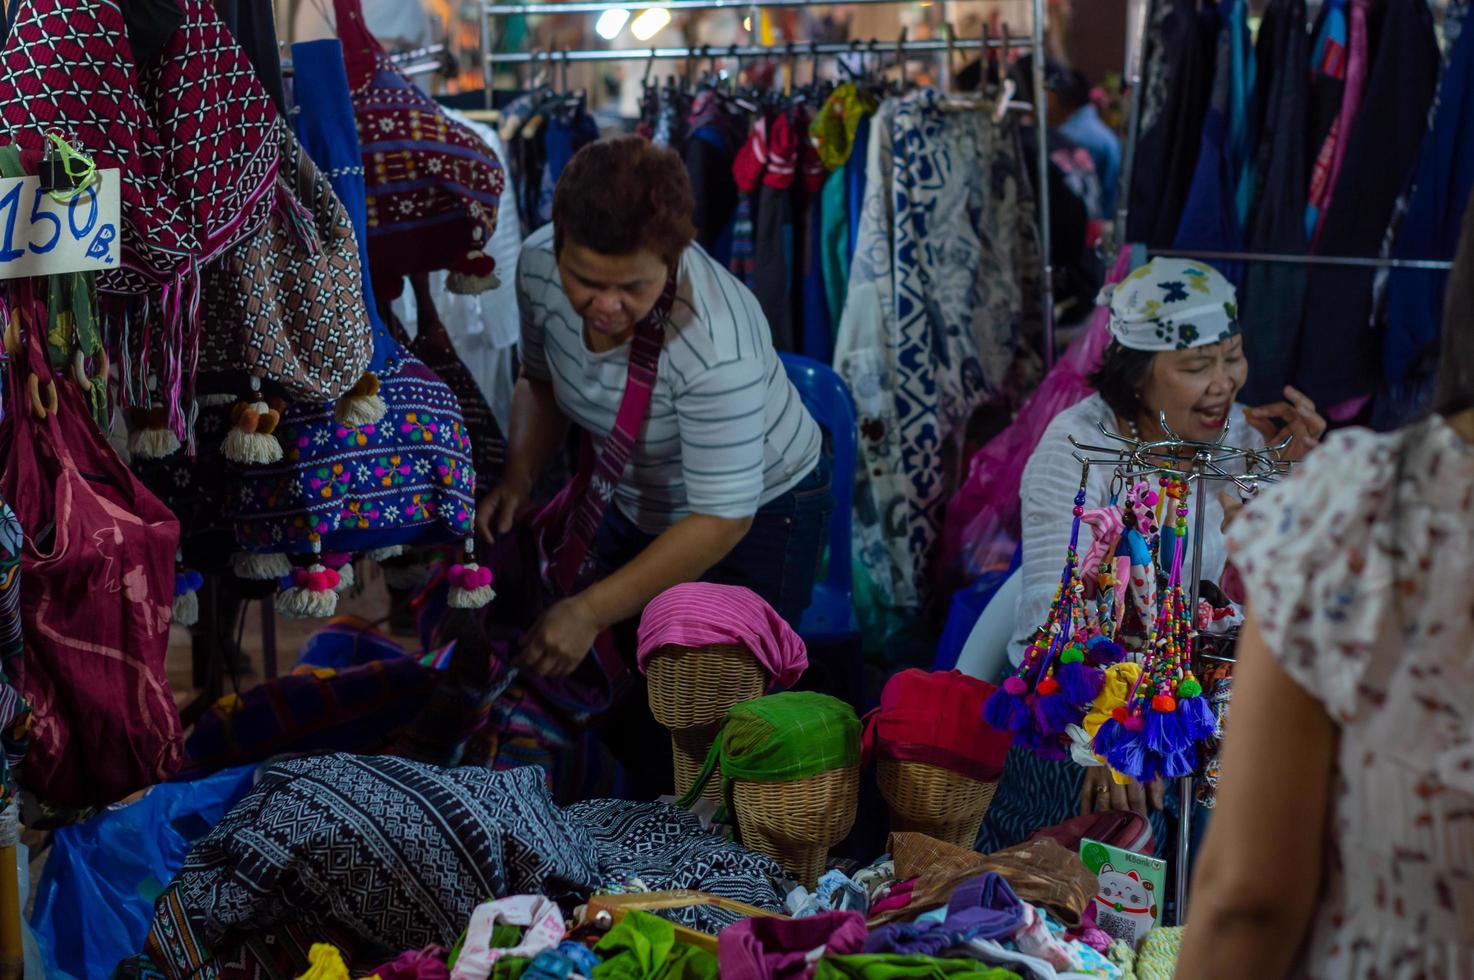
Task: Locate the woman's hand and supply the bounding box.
[476,473,533,541]
[1244,386,1327,463]
[1219,491,1246,533]
[518,594,601,678]
[1079,767,1166,817]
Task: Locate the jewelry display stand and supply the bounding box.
[1068,412,1291,921]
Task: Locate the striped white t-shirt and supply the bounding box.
[517,224,822,533]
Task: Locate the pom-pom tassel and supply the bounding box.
[231,551,293,581]
[1144,701,1190,755]
[172,568,204,628]
[1175,679,1217,741]
[128,406,182,460]
[275,564,341,619]
[1092,714,1126,759]
[1160,748,1197,779]
[1056,660,1106,706]
[446,250,500,295]
[1032,689,1083,736]
[983,676,1033,734]
[1017,729,1069,762]
[222,400,284,465]
[335,373,386,428]
[1105,717,1148,780]
[448,562,495,609]
[1085,636,1127,667]
[321,552,355,594]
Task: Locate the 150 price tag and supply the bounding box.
[0,168,120,280]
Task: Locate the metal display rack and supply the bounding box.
[1113,0,1454,272]
[1069,414,1292,923]
[1108,0,1459,922]
[476,0,1060,365]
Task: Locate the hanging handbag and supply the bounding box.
[0,284,185,807]
[199,120,373,402]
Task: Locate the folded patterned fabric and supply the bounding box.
[719,910,867,980]
[145,756,601,979]
[565,799,785,934]
[636,584,808,689]
[788,869,869,918]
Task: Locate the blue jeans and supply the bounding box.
[592,456,833,798]
[593,454,833,628]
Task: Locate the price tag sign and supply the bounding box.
[0,168,120,280]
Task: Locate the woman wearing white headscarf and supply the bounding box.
[977,259,1327,854]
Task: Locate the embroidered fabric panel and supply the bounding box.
[227,355,476,554]
[567,798,786,933]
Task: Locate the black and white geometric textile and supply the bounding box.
[568,799,786,933]
[146,755,601,978]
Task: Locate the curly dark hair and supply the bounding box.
[551,136,697,265]
[1089,340,1158,422]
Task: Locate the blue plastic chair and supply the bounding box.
[779,353,858,641]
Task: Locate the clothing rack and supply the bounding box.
[1111,2,1456,270]
[478,0,1059,367]
[1068,413,1291,927]
[1109,0,1456,925]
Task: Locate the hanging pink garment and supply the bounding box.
[936,249,1135,589]
[1312,0,1370,249]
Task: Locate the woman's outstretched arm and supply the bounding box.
[1178,606,1336,978]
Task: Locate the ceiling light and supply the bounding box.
[595,8,630,39]
[630,7,672,41]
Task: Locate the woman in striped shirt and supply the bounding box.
[476,137,826,684]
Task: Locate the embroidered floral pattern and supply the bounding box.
[228,357,475,552]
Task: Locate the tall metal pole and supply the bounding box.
[481,2,496,109]
[1031,0,1055,367]
[1114,0,1152,242]
[1177,449,1211,924]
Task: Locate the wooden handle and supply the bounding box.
[0,844,21,980]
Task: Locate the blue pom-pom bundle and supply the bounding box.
[983,687,1033,734]
[1057,661,1105,706]
[1032,691,1082,735]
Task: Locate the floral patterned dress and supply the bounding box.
[1229,415,1474,978]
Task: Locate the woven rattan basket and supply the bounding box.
[732,765,860,888]
[646,644,766,800]
[876,758,997,849]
